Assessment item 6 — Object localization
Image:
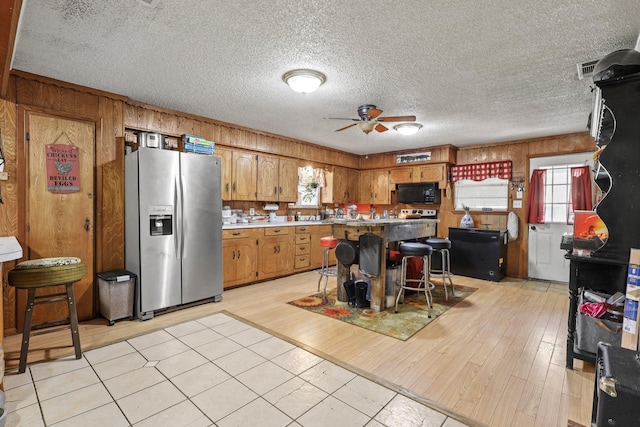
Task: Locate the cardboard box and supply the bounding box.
[621,249,640,350]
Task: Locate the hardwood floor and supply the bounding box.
[1,272,595,426]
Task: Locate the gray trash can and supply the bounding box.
[96,270,136,326]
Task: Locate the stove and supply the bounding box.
[399,208,437,218]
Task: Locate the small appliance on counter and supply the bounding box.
[264,203,279,221]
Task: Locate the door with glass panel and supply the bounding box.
[527,153,594,282]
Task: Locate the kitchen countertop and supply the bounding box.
[222,218,439,230]
[331,218,439,227]
[222,220,329,230]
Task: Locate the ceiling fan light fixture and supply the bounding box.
[357,121,377,134]
[283,69,326,93]
[394,123,422,136]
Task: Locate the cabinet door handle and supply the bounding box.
[274,246,277,254]
[232,182,236,192]
[225,183,229,192]
[279,186,282,194]
[237,250,240,258]
[233,231,241,236]
[274,186,277,195]
[232,250,236,260]
[277,245,281,253]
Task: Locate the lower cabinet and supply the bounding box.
[294,226,311,271]
[224,224,335,287]
[222,229,258,289]
[258,227,294,280]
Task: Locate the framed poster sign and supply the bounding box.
[46,144,80,193]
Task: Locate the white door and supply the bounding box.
[528,222,571,282]
[527,153,594,282]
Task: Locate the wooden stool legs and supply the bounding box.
[18,283,82,373]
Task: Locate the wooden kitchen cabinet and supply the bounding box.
[389,163,448,187]
[294,226,311,271]
[278,157,299,202]
[389,167,415,184]
[417,164,447,186]
[215,146,233,200]
[232,151,258,200]
[360,169,390,204]
[322,166,359,204]
[256,154,298,202]
[258,227,294,280]
[222,228,258,288]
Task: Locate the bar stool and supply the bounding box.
[317,236,338,296]
[395,242,433,317]
[8,257,87,373]
[425,237,456,301]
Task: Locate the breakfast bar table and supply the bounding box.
[331,218,438,312]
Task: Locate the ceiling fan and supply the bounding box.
[326,104,417,134]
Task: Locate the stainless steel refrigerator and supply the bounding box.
[125,148,223,320]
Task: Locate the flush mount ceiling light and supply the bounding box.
[282,69,326,93]
[394,123,423,136]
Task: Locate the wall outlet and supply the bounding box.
[0,172,8,180]
[513,200,523,209]
[249,208,255,216]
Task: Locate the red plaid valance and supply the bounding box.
[450,160,512,183]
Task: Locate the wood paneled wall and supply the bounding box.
[438,133,597,278]
[359,144,457,169]
[1,71,599,336]
[0,72,357,334]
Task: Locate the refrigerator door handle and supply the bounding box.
[181,175,187,259]
[175,175,183,260]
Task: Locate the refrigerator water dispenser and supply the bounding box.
[150,215,172,236]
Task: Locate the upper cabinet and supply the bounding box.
[256,154,298,202]
[277,157,299,202]
[215,146,233,200]
[389,163,448,187]
[322,166,359,204]
[232,151,258,200]
[418,164,447,186]
[360,169,390,204]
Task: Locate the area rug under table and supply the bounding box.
[288,283,478,340]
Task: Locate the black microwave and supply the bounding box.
[396,183,441,204]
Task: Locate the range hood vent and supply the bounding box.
[577,59,600,80]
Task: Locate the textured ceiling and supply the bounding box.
[10,0,640,155]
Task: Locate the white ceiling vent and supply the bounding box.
[137,0,156,6]
[577,59,600,80]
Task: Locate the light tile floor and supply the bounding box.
[3,312,472,427]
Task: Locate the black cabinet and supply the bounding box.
[566,254,627,369]
[448,227,507,282]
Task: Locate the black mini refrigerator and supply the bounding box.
[593,342,640,426]
[448,227,507,281]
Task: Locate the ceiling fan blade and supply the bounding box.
[377,115,416,122]
[335,123,358,132]
[325,117,360,121]
[375,124,389,133]
[367,108,383,119]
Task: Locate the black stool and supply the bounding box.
[395,242,433,317]
[425,237,456,301]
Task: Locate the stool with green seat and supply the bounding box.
[8,257,87,373]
